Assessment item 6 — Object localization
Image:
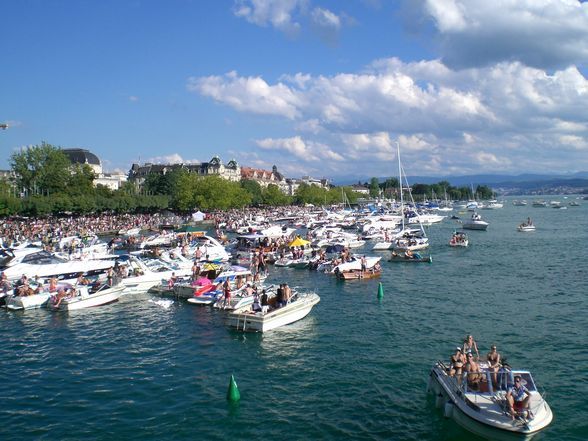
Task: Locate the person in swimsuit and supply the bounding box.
[487,344,501,386]
[462,334,480,360]
[449,347,466,378]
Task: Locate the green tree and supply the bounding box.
[10,142,71,196]
[67,164,95,196]
[262,184,291,206]
[241,179,264,206]
[294,183,329,205]
[369,177,380,198]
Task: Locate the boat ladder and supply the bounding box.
[235,313,249,331]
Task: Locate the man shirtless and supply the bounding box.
[465,352,485,388]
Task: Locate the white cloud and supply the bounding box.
[233,0,345,42]
[146,154,201,164]
[232,0,306,35]
[310,7,341,30]
[421,0,588,69]
[189,56,588,177]
[187,71,302,119]
[128,96,139,102]
[256,136,344,162]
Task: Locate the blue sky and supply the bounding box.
[1,0,588,181]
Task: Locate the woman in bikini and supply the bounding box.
[449,347,466,378]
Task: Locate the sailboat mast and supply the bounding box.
[396,141,405,230]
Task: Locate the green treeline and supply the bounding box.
[0,143,359,216]
[365,178,494,200]
[0,143,495,216]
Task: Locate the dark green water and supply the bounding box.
[1,198,587,440]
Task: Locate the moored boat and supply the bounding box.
[518,219,536,232]
[48,284,125,311]
[336,263,381,280]
[227,291,320,332]
[449,231,468,247]
[389,251,432,263]
[462,212,489,231]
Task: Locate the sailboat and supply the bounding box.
[389,142,431,262]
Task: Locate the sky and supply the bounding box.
[1,0,588,181]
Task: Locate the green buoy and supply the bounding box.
[227,374,241,402]
[377,282,384,299]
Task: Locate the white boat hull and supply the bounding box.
[228,293,320,332]
[50,285,125,311]
[6,293,52,310]
[462,221,489,230]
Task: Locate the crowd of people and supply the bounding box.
[0,212,187,249]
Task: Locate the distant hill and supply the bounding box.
[335,172,588,189]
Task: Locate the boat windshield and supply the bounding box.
[21,251,68,265]
[487,370,537,393]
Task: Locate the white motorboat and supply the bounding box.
[393,236,429,251]
[330,256,381,275]
[6,292,53,310]
[2,250,115,282]
[227,291,320,332]
[482,201,504,209]
[115,255,192,295]
[449,231,469,247]
[273,257,310,269]
[48,284,125,311]
[512,200,528,206]
[462,212,489,231]
[187,290,223,305]
[518,224,536,232]
[5,281,74,310]
[428,361,553,439]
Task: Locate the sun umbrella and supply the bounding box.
[289,237,310,247]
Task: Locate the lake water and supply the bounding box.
[1,197,587,441]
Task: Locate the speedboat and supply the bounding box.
[518,223,536,232]
[6,281,74,310]
[2,250,115,282]
[48,284,125,311]
[389,251,432,263]
[227,291,320,332]
[449,231,469,247]
[462,212,489,231]
[428,361,553,439]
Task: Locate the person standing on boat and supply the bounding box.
[507,376,533,420]
[260,289,269,314]
[222,279,231,309]
[486,344,502,386]
[0,272,11,294]
[283,283,292,304]
[276,284,285,308]
[462,335,480,360]
[252,289,261,312]
[360,255,367,278]
[258,251,267,276]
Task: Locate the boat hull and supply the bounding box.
[228,293,320,332]
[336,269,381,280]
[51,286,125,311]
[6,293,52,310]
